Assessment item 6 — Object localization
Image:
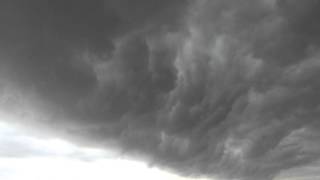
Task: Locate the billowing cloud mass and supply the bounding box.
[1,0,320,179]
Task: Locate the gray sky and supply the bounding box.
[1,0,320,180]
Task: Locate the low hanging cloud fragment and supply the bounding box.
[1,0,320,179]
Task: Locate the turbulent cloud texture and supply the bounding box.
[1,0,320,179]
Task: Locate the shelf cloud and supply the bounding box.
[1,0,320,179]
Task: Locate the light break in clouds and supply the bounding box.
[0,120,211,180]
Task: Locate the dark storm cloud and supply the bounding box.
[1,0,320,180]
[0,0,186,121]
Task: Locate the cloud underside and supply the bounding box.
[1,0,320,179]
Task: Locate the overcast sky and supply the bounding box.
[1,0,320,180]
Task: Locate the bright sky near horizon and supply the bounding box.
[0,119,319,180]
[0,120,211,180]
